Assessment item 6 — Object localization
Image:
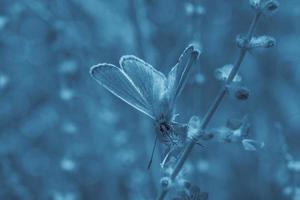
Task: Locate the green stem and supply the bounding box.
[156,11,262,200]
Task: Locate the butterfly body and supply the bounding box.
[155,113,174,142]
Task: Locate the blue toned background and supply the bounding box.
[0,0,299,199]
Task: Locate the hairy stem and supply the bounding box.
[156,11,262,200]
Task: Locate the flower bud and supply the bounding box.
[249,0,279,15]
[262,0,279,15]
[237,35,276,49]
[227,84,250,101]
[235,87,250,100]
[160,176,171,189]
[249,36,276,49]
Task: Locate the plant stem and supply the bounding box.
[129,0,145,58]
[156,11,262,200]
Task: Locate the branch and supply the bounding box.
[156,11,262,200]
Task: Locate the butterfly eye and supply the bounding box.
[166,124,171,131]
[159,125,164,133]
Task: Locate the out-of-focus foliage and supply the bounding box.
[0,0,299,199]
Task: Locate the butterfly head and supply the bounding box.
[155,114,174,142]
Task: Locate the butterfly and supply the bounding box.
[90,45,199,168]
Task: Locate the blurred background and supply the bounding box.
[0,0,300,199]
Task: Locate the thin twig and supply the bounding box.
[128,0,146,59]
[156,11,262,200]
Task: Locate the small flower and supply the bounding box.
[115,149,136,167]
[249,0,261,9]
[215,64,242,82]
[185,2,206,16]
[60,157,76,171]
[62,121,78,134]
[287,160,300,172]
[283,186,293,196]
[226,116,249,131]
[59,88,75,101]
[194,73,206,85]
[236,35,249,49]
[0,16,8,30]
[53,192,77,200]
[0,73,9,90]
[187,116,201,139]
[213,116,250,143]
[212,127,234,143]
[242,139,265,151]
[112,130,128,147]
[59,59,78,75]
[196,160,210,172]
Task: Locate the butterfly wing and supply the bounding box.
[167,45,200,107]
[90,63,155,119]
[120,56,168,118]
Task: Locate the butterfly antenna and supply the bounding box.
[147,135,158,170]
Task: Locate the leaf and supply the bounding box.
[242,139,265,151]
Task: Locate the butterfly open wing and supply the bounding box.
[168,45,200,107]
[90,64,155,119]
[120,56,168,118]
